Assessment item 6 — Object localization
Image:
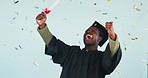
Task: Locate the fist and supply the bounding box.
[105,22,116,40]
[36,12,47,29]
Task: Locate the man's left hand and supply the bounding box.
[105,22,116,41]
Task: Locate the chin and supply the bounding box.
[84,42,93,46]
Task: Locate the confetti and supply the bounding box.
[141,60,146,62]
[139,2,142,6]
[13,0,19,4]
[115,70,122,74]
[102,12,108,15]
[34,6,40,9]
[80,2,82,4]
[107,0,112,2]
[19,45,22,49]
[78,41,81,45]
[94,3,97,5]
[115,17,117,19]
[117,71,121,74]
[25,16,28,20]
[131,37,138,40]
[124,47,127,51]
[96,10,102,12]
[21,28,24,31]
[15,12,19,15]
[133,5,140,11]
[15,47,18,50]
[133,2,142,11]
[128,33,131,36]
[10,17,16,24]
[33,61,39,67]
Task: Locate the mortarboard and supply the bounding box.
[91,21,108,47]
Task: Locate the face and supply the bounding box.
[83,27,101,46]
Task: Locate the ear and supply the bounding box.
[97,36,102,42]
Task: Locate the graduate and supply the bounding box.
[36,12,122,78]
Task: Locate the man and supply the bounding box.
[36,12,122,78]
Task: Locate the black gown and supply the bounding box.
[45,36,122,78]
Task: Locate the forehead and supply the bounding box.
[87,27,99,32]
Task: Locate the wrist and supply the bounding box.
[110,33,116,41]
[39,23,46,29]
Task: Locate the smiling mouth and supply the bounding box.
[86,34,93,40]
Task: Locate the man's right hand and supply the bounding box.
[36,12,47,29]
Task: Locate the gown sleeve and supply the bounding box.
[102,44,122,75]
[45,36,71,66]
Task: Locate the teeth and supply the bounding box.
[37,20,41,22]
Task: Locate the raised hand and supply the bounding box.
[36,12,47,29]
[105,22,116,41]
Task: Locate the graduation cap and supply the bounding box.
[91,21,108,47]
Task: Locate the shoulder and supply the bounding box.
[70,46,81,51]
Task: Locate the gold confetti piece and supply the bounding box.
[133,5,140,11]
[141,60,147,62]
[96,10,102,12]
[33,62,39,67]
[107,0,112,2]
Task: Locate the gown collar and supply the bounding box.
[82,48,99,54]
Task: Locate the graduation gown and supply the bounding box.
[45,36,122,78]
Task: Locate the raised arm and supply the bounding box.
[105,22,119,57]
[101,22,122,74]
[36,12,53,45]
[35,12,72,66]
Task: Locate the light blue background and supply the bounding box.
[0,0,147,78]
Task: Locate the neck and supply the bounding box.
[84,45,98,51]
